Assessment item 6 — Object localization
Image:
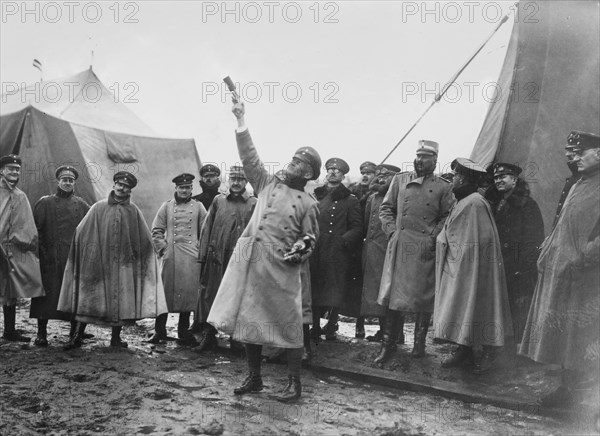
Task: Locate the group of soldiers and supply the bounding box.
[1,100,598,406]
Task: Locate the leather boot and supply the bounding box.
[2,305,30,342]
[411,312,430,358]
[397,314,405,345]
[366,316,385,342]
[355,317,365,339]
[147,313,168,344]
[302,324,312,366]
[34,319,49,347]
[233,372,263,395]
[64,322,86,350]
[310,310,322,340]
[194,325,217,352]
[374,311,400,364]
[473,346,497,374]
[441,345,473,368]
[176,313,198,346]
[271,376,301,403]
[324,308,339,341]
[110,326,128,348]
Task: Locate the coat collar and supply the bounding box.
[314,183,351,201]
[484,178,532,209]
[108,191,131,205]
[227,189,251,201]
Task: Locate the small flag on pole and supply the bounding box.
[32,58,43,81]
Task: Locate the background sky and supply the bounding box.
[1,1,516,181]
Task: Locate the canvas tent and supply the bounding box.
[470,0,600,232]
[0,68,201,225]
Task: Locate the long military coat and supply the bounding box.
[484,180,544,341]
[360,192,387,317]
[207,129,319,348]
[196,191,256,321]
[378,172,454,312]
[434,189,512,348]
[310,184,362,308]
[58,192,167,326]
[520,168,599,371]
[0,177,44,305]
[152,196,206,313]
[30,190,90,320]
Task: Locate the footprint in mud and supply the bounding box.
[147,389,173,400]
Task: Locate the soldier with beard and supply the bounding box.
[552,139,581,229]
[376,140,454,362]
[192,164,222,210]
[30,166,90,347]
[361,164,400,342]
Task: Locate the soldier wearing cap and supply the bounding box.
[310,157,363,341]
[376,140,454,363]
[483,162,544,348]
[361,164,400,342]
[434,158,512,374]
[1,154,44,342]
[345,160,377,339]
[192,164,222,210]
[520,131,600,407]
[207,101,320,403]
[149,173,207,345]
[30,165,91,347]
[552,131,585,228]
[191,165,257,351]
[59,171,168,349]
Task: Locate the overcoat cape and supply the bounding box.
[196,191,256,321]
[519,168,600,371]
[378,172,454,312]
[58,193,167,326]
[207,129,319,348]
[360,192,387,317]
[152,197,206,313]
[0,177,44,304]
[30,191,90,320]
[434,191,512,347]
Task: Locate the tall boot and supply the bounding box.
[69,320,77,339]
[367,316,386,342]
[473,345,498,374]
[397,313,405,345]
[302,324,312,366]
[147,313,168,343]
[234,344,263,395]
[195,324,218,352]
[272,347,302,402]
[310,309,322,340]
[110,326,128,348]
[64,322,87,350]
[374,310,401,364]
[355,317,365,339]
[324,307,339,341]
[411,312,431,358]
[2,305,30,342]
[34,319,49,347]
[176,312,197,346]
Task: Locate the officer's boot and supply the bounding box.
[366,316,385,342]
[234,344,263,395]
[2,305,30,342]
[110,326,128,348]
[374,310,400,364]
[176,312,197,346]
[302,324,312,366]
[64,322,87,350]
[34,319,49,347]
[411,312,431,358]
[397,313,405,345]
[272,347,302,403]
[148,313,168,344]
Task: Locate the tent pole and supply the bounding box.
[380,7,515,165]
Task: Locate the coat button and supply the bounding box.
[256,237,261,242]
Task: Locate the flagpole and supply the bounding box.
[379,8,514,165]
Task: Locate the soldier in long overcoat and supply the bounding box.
[207,102,321,403]
[484,163,544,345]
[310,158,363,340]
[1,154,44,342]
[376,141,454,362]
[434,158,512,374]
[59,172,167,348]
[360,164,400,342]
[520,131,600,407]
[150,173,207,345]
[30,166,90,347]
[193,165,256,351]
[192,164,222,210]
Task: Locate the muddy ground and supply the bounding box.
[1,304,599,436]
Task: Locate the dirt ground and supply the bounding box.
[1,305,599,436]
